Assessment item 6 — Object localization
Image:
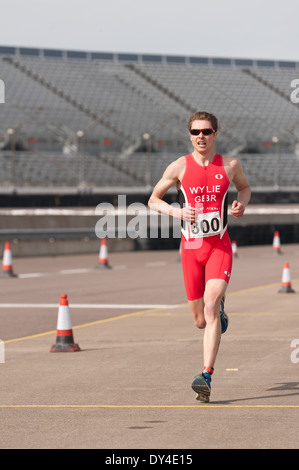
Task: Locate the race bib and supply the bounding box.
[189,211,221,238]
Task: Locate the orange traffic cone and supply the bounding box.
[1,241,17,277]
[273,231,282,254]
[278,262,295,293]
[96,238,111,269]
[232,240,238,257]
[50,294,80,352]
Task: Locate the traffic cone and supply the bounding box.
[232,240,238,257]
[273,231,282,254]
[1,241,17,277]
[278,262,295,293]
[50,294,80,352]
[96,238,111,269]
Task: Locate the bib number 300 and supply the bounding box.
[189,211,221,238]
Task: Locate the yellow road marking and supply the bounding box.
[3,307,160,344]
[4,279,299,345]
[229,312,298,316]
[227,278,299,296]
[0,404,298,409]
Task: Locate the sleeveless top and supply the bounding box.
[178,154,230,241]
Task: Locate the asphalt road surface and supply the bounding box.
[1,243,299,450]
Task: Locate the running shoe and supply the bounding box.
[220,295,229,334]
[191,372,211,403]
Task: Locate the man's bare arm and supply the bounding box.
[230,159,251,219]
[148,158,196,222]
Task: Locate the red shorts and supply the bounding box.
[180,230,233,301]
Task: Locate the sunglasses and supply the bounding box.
[190,128,215,136]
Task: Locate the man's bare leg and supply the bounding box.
[203,279,227,368]
[188,298,206,329]
[188,278,227,367]
[190,279,228,401]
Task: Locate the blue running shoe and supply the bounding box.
[191,372,211,402]
[220,296,229,334]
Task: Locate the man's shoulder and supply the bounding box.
[221,154,239,164]
[222,155,242,169]
[174,154,188,164]
[220,155,243,181]
[163,155,188,182]
[167,155,187,171]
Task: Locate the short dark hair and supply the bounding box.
[188,111,218,132]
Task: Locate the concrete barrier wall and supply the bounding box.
[0,205,298,257]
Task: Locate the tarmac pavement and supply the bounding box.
[0,243,299,450]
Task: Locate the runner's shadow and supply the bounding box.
[212,382,299,405]
[267,382,299,392]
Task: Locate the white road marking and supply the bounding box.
[59,269,93,274]
[145,261,167,267]
[16,260,167,278]
[0,303,179,309]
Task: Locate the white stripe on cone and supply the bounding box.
[56,304,73,331]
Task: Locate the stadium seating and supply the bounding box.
[0,47,298,191]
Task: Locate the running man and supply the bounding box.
[148,111,251,402]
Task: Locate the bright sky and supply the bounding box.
[0,0,298,62]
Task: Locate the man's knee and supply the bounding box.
[189,299,205,329]
[204,297,222,322]
[194,317,206,329]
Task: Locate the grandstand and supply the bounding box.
[0,45,298,198]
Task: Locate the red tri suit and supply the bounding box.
[178,153,233,301]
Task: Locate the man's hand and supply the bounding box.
[180,205,196,223]
[230,200,245,218]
